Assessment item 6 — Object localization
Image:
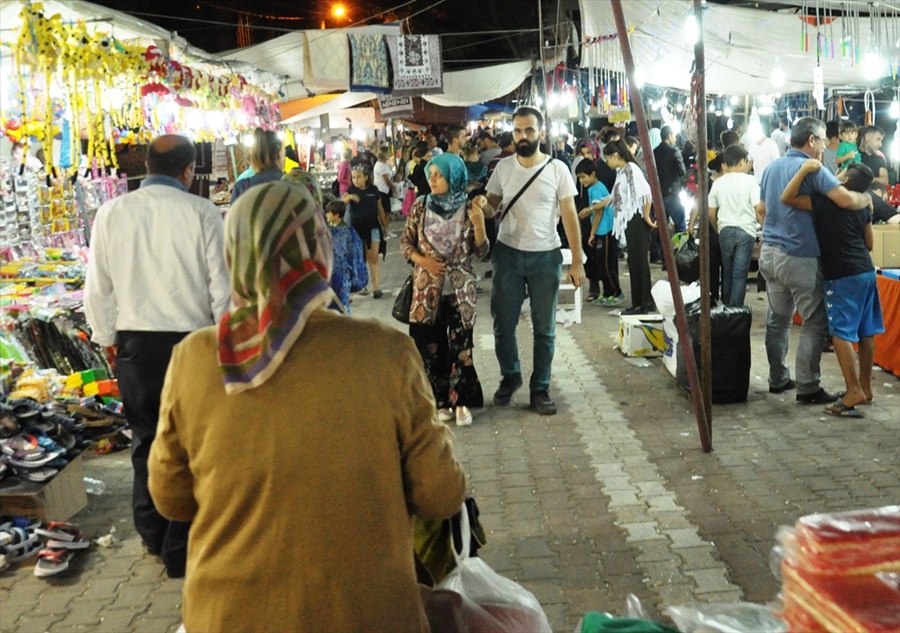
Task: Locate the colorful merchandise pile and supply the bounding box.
[779,505,900,632]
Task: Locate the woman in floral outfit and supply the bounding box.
[400,153,489,426]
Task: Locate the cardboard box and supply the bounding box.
[618,315,666,357]
[872,225,900,269]
[0,453,87,521]
[662,316,679,376]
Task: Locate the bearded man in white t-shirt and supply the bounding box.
[472,106,585,416]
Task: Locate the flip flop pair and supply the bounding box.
[824,399,865,418]
[33,522,89,578]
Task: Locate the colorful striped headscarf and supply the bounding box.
[218,180,335,394]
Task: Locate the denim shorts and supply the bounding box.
[824,271,884,342]
[371,227,382,243]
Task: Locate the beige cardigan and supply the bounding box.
[149,309,467,633]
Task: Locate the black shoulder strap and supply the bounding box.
[498,157,553,225]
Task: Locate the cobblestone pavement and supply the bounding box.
[2,223,898,632]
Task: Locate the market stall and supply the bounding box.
[0,0,281,511]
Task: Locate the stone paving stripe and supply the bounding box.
[551,327,744,601]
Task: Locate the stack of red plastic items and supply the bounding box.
[779,505,900,632]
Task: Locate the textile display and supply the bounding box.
[387,35,443,96]
[303,31,350,93]
[349,33,391,94]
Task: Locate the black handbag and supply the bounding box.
[392,273,414,324]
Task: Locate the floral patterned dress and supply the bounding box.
[400,197,489,409]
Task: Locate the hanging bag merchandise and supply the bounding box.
[435,501,552,633]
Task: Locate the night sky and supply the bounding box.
[87,0,549,62]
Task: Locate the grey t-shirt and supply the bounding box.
[822,147,838,174]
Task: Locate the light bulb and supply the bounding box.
[730,95,739,105]
[724,106,732,118]
[771,66,785,87]
[863,51,883,81]
[634,69,644,89]
[242,133,255,147]
[684,14,699,45]
[889,97,899,119]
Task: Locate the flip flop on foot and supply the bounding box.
[824,399,865,418]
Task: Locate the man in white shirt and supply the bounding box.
[85,134,229,579]
[749,134,781,186]
[771,117,790,156]
[477,106,585,416]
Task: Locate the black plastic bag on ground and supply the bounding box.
[676,304,753,403]
[675,236,700,283]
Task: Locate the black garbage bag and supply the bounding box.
[676,304,752,403]
[675,236,700,283]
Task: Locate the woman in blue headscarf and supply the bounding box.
[400,152,489,427]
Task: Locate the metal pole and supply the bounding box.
[609,0,712,452]
[538,0,552,148]
[694,0,713,437]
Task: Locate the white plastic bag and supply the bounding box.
[651,280,702,318]
[436,503,552,633]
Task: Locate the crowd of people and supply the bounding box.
[78,106,897,629]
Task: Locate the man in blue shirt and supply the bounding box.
[757,117,873,404]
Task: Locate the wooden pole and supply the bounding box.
[609,0,712,452]
[694,0,713,437]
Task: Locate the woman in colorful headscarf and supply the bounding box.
[401,153,489,427]
[148,180,466,633]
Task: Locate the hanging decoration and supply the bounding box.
[1,3,281,175]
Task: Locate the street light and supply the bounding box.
[332,4,346,18]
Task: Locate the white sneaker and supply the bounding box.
[437,408,454,422]
[455,406,472,427]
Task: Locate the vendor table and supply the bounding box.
[874,273,900,377]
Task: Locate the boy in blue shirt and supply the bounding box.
[576,161,624,305]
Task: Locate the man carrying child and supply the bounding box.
[780,161,883,418]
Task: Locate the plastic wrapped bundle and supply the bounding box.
[781,560,900,633]
[784,506,900,575]
[779,505,900,633]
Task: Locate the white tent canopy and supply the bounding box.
[220,24,402,101]
[422,60,532,107]
[281,92,377,125]
[579,0,891,95]
[282,60,533,125]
